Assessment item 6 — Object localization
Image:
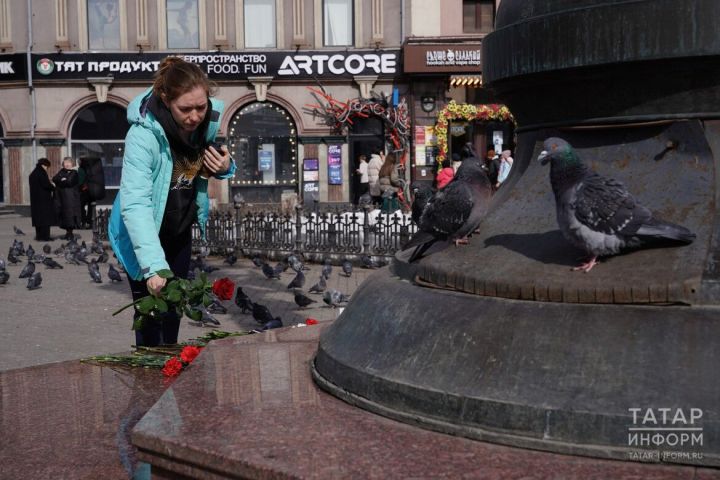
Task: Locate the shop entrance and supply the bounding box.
[349,116,384,204]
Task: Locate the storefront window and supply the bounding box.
[167,0,199,49]
[69,103,129,189]
[228,102,297,188]
[245,0,276,48]
[324,0,353,46]
[88,0,120,50]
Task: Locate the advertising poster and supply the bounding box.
[415,145,427,166]
[258,148,273,171]
[328,145,343,185]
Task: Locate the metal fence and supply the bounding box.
[94,205,417,260]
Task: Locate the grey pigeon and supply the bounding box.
[88,263,102,283]
[7,251,20,264]
[96,251,109,263]
[224,253,237,266]
[65,251,81,265]
[411,184,434,225]
[0,270,9,285]
[287,270,305,289]
[252,256,265,268]
[19,261,35,279]
[262,317,283,330]
[360,255,380,269]
[273,262,286,277]
[13,225,25,235]
[321,259,332,279]
[309,275,327,294]
[0,258,5,271]
[287,254,305,273]
[42,257,63,269]
[26,245,35,259]
[323,289,351,308]
[262,262,281,279]
[539,137,696,272]
[42,244,52,254]
[108,264,123,282]
[341,260,353,277]
[293,289,316,308]
[207,298,228,314]
[234,287,253,314]
[197,307,221,326]
[403,146,492,261]
[26,272,42,290]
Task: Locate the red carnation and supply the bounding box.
[162,357,183,377]
[180,346,203,364]
[305,318,319,325]
[212,277,235,301]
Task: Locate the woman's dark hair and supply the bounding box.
[358,154,367,162]
[152,57,217,102]
[37,158,51,167]
[441,159,452,169]
[379,152,397,177]
[460,142,477,159]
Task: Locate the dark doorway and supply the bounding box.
[0,123,4,203]
[349,116,384,204]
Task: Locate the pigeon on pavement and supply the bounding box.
[293,289,316,308]
[42,257,63,269]
[26,245,35,259]
[287,270,305,289]
[360,254,380,269]
[308,275,327,294]
[341,260,353,277]
[321,259,332,279]
[26,272,42,290]
[223,253,237,266]
[234,287,253,314]
[539,137,696,272]
[88,262,102,283]
[403,147,492,262]
[262,263,281,279]
[323,289,351,308]
[13,225,25,235]
[0,270,9,285]
[108,264,123,282]
[251,302,275,325]
[262,317,283,330]
[19,261,35,279]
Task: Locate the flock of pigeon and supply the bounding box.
[1,226,124,289]
[404,138,696,271]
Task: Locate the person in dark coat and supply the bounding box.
[78,156,106,229]
[53,157,82,240]
[29,158,57,241]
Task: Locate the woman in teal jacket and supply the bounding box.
[109,57,236,346]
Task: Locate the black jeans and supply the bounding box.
[127,229,192,347]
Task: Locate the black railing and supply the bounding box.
[94,205,417,260]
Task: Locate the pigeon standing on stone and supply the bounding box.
[88,262,102,283]
[43,257,63,269]
[207,298,228,314]
[538,137,696,272]
[341,260,353,277]
[26,245,35,259]
[108,264,123,282]
[224,253,237,266]
[251,302,277,325]
[252,256,265,268]
[288,254,305,273]
[262,262,281,279]
[0,258,5,271]
[7,251,20,265]
[13,225,25,235]
[323,289,351,308]
[321,259,332,279]
[293,289,316,308]
[26,272,42,290]
[403,145,492,262]
[42,244,52,254]
[287,270,305,289]
[309,275,327,294]
[262,318,283,330]
[0,270,9,285]
[19,261,35,279]
[234,287,253,314]
[360,255,380,269]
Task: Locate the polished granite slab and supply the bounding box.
[0,358,168,479]
[132,326,720,479]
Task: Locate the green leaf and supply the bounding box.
[132,317,144,331]
[156,269,175,279]
[136,296,156,314]
[155,298,169,313]
[166,290,182,304]
[184,306,203,321]
[202,294,212,307]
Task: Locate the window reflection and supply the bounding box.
[167,0,199,49]
[245,0,276,48]
[88,0,120,50]
[324,0,353,46]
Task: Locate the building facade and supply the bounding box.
[0,0,501,208]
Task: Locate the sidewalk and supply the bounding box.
[0,213,378,371]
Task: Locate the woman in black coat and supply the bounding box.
[78,156,106,228]
[53,157,82,240]
[28,158,57,241]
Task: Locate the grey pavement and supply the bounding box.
[0,213,379,371]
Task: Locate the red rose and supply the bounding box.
[180,346,203,364]
[162,357,183,377]
[212,277,235,301]
[305,318,318,325]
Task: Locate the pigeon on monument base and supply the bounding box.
[538,137,696,272]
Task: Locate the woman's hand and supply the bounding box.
[203,145,230,176]
[147,274,167,296]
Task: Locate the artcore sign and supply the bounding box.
[403,43,482,73]
[15,50,400,82]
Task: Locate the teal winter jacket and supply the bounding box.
[108,87,236,281]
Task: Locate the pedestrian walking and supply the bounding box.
[108,57,236,347]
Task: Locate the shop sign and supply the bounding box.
[403,44,482,73]
[0,54,27,82]
[16,50,399,82]
[328,145,343,185]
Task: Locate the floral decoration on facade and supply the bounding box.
[304,86,411,162]
[434,100,515,165]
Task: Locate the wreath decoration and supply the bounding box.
[434,101,515,165]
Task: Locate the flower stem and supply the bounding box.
[112,298,144,316]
